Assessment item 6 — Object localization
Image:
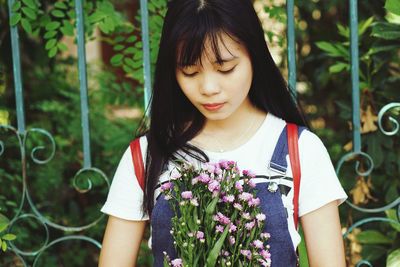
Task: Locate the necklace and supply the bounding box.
[200,115,258,153]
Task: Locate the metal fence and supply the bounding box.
[1,0,399,266]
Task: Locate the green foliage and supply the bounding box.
[0,214,17,252]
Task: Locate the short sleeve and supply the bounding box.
[100,137,150,221]
[298,130,348,217]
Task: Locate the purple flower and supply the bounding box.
[215,225,224,233]
[235,181,243,192]
[208,180,220,192]
[248,178,256,188]
[260,232,271,240]
[245,220,256,230]
[222,195,235,203]
[171,258,183,267]
[160,182,172,191]
[252,239,264,249]
[215,212,231,225]
[229,235,236,245]
[240,249,252,260]
[249,197,261,207]
[196,231,204,239]
[238,192,253,201]
[181,191,193,199]
[229,223,237,233]
[242,169,256,178]
[198,173,211,183]
[260,249,271,260]
[218,160,229,169]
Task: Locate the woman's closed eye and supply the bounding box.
[181,65,237,77]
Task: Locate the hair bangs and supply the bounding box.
[175,13,232,68]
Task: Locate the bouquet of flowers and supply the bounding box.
[160,160,272,267]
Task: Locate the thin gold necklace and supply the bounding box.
[201,115,258,153]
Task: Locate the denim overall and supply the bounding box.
[150,124,305,267]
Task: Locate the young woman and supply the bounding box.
[99,0,348,266]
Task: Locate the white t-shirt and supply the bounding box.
[101,113,348,251]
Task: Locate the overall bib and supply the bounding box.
[150,124,305,267]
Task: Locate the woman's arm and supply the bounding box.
[300,200,346,267]
[99,215,147,267]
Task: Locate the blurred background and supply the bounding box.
[0,0,399,266]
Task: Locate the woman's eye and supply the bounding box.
[218,66,236,74]
[182,71,198,77]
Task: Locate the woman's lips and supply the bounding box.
[202,103,225,111]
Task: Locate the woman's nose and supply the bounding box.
[199,74,221,96]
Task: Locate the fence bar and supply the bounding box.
[349,0,361,152]
[7,0,25,133]
[140,0,152,115]
[75,0,92,168]
[286,0,296,96]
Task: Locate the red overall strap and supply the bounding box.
[287,123,301,230]
[129,138,145,192]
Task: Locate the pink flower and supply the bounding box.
[229,235,236,245]
[190,198,199,206]
[240,249,252,260]
[218,160,229,169]
[208,180,220,192]
[216,212,231,225]
[170,171,182,180]
[242,212,251,220]
[204,163,215,173]
[161,182,172,191]
[171,258,183,267]
[191,177,199,185]
[235,181,243,192]
[181,191,193,199]
[260,249,271,260]
[252,239,264,249]
[245,220,256,230]
[229,223,237,233]
[215,225,224,233]
[242,169,256,178]
[260,232,271,239]
[196,231,204,239]
[248,178,256,188]
[222,195,235,203]
[239,192,253,201]
[249,197,261,207]
[256,213,266,221]
[233,203,243,211]
[197,173,211,183]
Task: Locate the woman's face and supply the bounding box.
[175,33,253,122]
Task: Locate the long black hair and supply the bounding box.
[140,0,307,217]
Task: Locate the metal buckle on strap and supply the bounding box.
[267,161,287,176]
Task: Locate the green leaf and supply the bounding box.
[315,41,348,58]
[329,62,349,73]
[356,230,393,244]
[113,44,124,51]
[67,10,76,19]
[358,17,374,36]
[110,54,123,66]
[45,39,57,50]
[22,7,37,20]
[387,248,400,267]
[385,0,400,16]
[367,44,400,55]
[44,30,57,39]
[206,224,230,267]
[361,245,387,261]
[45,21,61,31]
[1,241,7,251]
[22,0,35,9]
[54,2,68,10]
[98,21,110,34]
[10,13,22,26]
[104,16,115,32]
[337,24,349,38]
[48,46,58,58]
[60,21,74,36]
[2,234,16,241]
[12,1,21,12]
[88,12,106,23]
[57,42,68,52]
[0,223,7,233]
[123,47,135,55]
[367,134,383,168]
[371,22,400,40]
[21,18,32,33]
[385,209,400,232]
[52,10,65,18]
